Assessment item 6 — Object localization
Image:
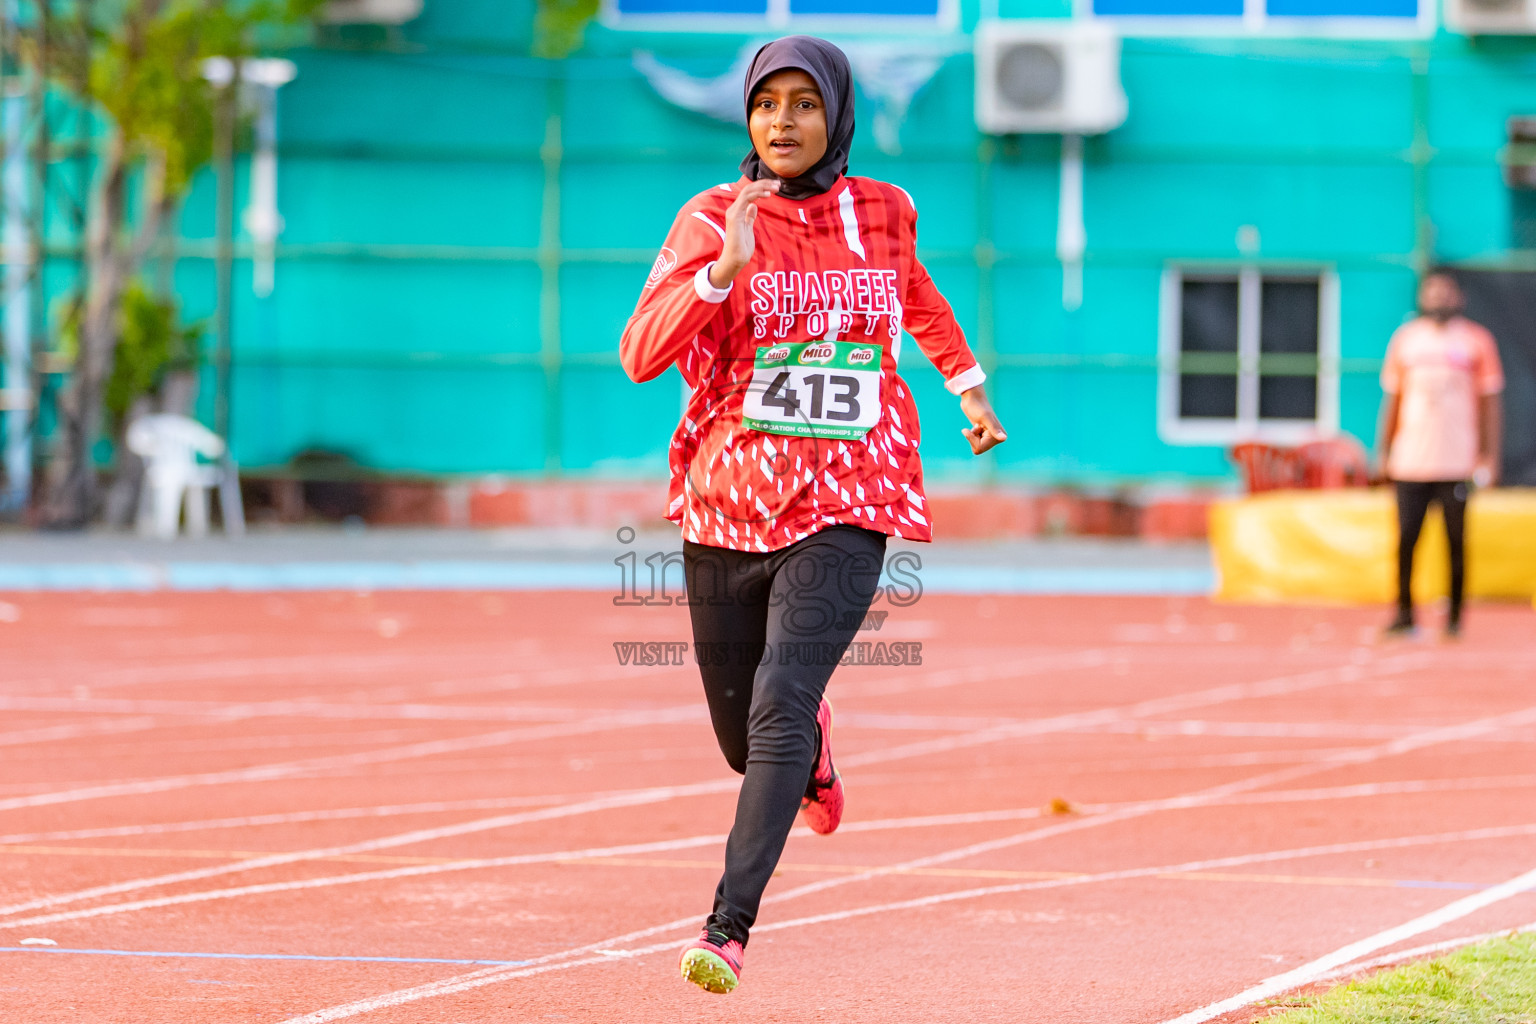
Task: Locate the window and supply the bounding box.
[1085,0,1429,35]
[1158,268,1339,445]
[609,0,950,26]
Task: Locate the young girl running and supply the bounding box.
[620,35,1007,995]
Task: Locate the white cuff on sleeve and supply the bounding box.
[945,364,987,396]
[694,263,733,304]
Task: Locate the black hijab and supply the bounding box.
[739,36,855,201]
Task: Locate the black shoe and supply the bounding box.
[1443,619,1462,641]
[1382,612,1417,639]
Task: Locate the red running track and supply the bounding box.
[1,590,1534,1023]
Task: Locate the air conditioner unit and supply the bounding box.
[1447,0,1535,32]
[323,0,423,25]
[975,21,1127,136]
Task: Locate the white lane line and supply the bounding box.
[838,649,1108,698]
[272,823,1536,1024]
[271,698,1536,1021]
[835,773,1536,835]
[0,831,734,932]
[835,655,1427,772]
[1082,718,1536,743]
[1050,746,1361,777]
[4,656,1415,920]
[0,717,162,749]
[0,705,702,814]
[6,650,1420,817]
[1308,918,1536,984]
[1092,720,1415,740]
[0,651,1088,723]
[278,946,684,1024]
[0,773,735,920]
[6,650,475,695]
[0,793,591,845]
[0,654,689,720]
[0,694,601,724]
[1,653,1431,928]
[14,769,1533,851]
[0,697,1147,736]
[1159,865,1536,1024]
[751,696,1533,912]
[14,791,1536,936]
[1224,774,1536,807]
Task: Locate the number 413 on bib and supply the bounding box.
[742,341,883,440]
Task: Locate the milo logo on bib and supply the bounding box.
[742,341,884,441]
[798,343,836,365]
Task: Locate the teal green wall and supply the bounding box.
[161,1,1536,485]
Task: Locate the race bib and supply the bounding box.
[742,341,882,440]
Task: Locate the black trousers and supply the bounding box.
[683,525,887,946]
[1395,480,1468,623]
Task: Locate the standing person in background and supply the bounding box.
[1377,270,1504,639]
[620,35,1006,995]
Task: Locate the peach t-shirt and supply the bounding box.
[1380,316,1504,482]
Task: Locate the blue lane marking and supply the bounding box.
[0,946,531,966]
[0,561,1214,595]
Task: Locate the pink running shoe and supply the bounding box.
[679,927,744,994]
[800,698,844,835]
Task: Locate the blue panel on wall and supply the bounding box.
[792,0,940,14]
[1267,0,1416,15]
[1093,0,1242,15]
[1114,48,1415,152]
[616,0,766,13]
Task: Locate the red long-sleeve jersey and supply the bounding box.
[621,175,985,552]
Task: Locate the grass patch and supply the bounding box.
[1258,931,1536,1023]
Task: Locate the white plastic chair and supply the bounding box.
[126,414,246,540]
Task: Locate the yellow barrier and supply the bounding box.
[1210,488,1536,605]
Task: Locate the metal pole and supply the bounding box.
[241,58,296,299]
[212,75,237,440]
[248,83,277,297]
[1409,46,1434,275]
[29,0,49,509]
[1,0,30,516]
[974,133,997,485]
[1056,133,1085,313]
[538,73,564,475]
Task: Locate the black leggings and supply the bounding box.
[683,525,887,946]
[1395,480,1468,623]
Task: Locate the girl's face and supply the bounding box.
[749,69,828,180]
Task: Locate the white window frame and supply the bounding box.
[1157,265,1340,447]
[601,0,958,32]
[1075,0,1434,38]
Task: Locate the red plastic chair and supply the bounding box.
[1295,437,1372,490]
[1230,443,1304,493]
[1230,437,1371,494]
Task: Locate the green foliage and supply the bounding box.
[8,0,325,512]
[21,0,326,191]
[534,0,599,59]
[104,281,203,427]
[1263,932,1536,1024]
